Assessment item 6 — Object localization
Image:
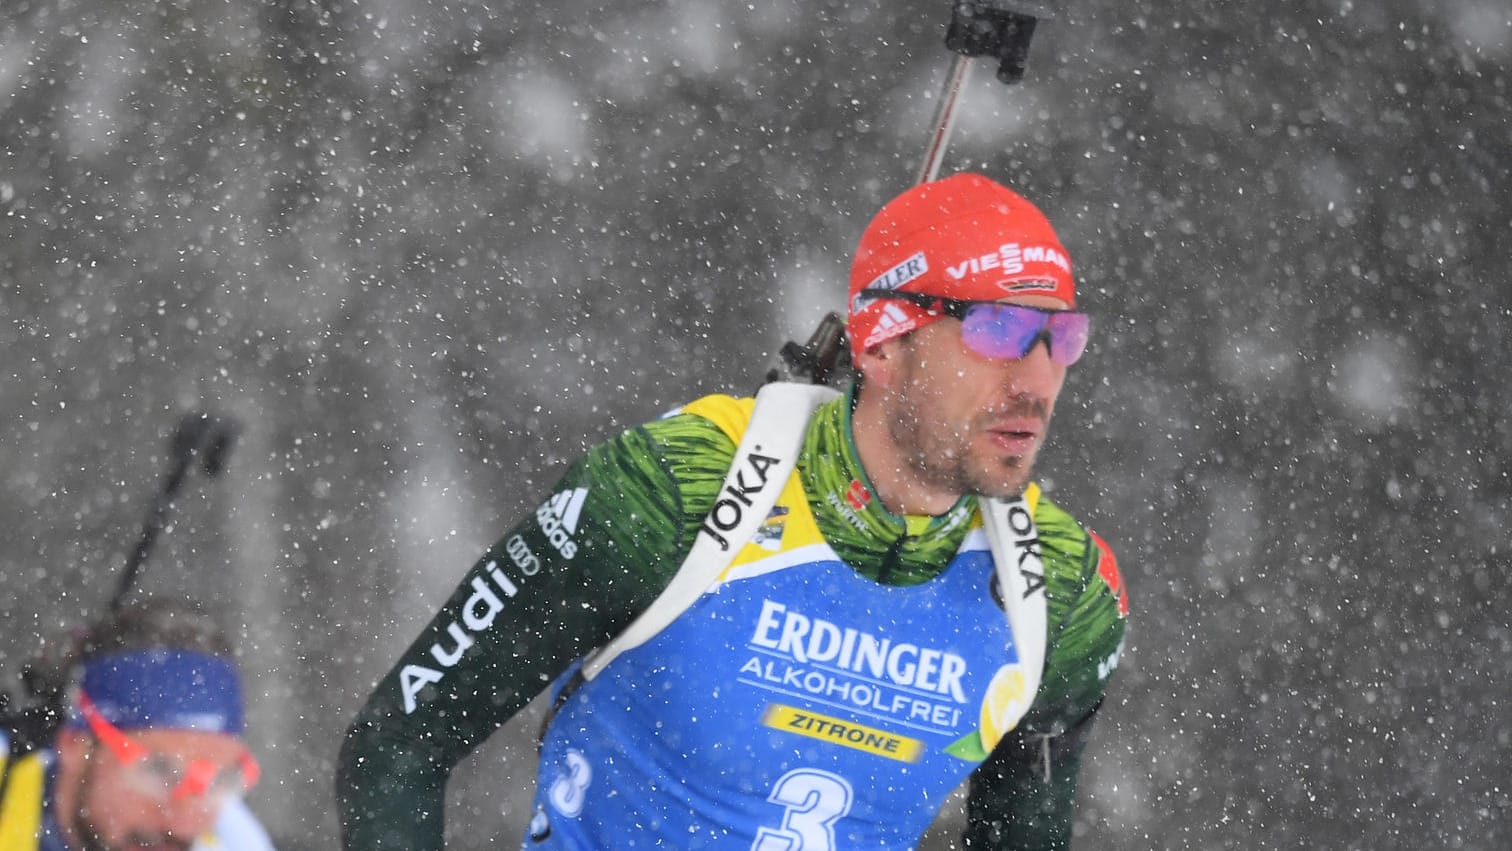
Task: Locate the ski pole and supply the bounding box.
[916,53,975,185]
[110,411,241,612]
[916,1,1056,184]
[769,3,1056,385]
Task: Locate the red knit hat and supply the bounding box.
[847,173,1075,355]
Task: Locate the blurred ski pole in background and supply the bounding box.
[0,411,240,753]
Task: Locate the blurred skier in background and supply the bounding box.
[0,598,274,851]
[338,172,1130,850]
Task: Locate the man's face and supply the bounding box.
[61,728,249,851]
[872,296,1070,502]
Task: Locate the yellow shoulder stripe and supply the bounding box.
[0,751,46,850]
[679,394,755,443]
[679,393,829,576]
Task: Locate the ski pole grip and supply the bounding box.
[944,1,1056,84]
[173,412,241,477]
[775,312,852,386]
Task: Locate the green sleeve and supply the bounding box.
[336,414,737,851]
[962,502,1129,850]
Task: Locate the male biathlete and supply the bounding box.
[338,172,1130,850]
[0,598,274,851]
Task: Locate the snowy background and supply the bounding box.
[3,0,1510,848]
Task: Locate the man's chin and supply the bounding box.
[970,460,1035,501]
[971,479,1033,502]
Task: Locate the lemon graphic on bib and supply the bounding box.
[979,665,1031,751]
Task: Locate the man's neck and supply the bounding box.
[850,393,961,518]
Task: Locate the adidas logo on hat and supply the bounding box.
[847,173,1075,355]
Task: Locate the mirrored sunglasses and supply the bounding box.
[78,691,261,808]
[859,288,1090,365]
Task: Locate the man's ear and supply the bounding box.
[853,337,903,388]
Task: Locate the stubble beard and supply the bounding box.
[70,767,192,851]
[72,818,193,851]
[67,751,114,851]
[887,369,1046,503]
[889,412,1036,501]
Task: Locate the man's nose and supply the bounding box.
[1003,334,1062,390]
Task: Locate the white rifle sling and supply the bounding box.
[980,495,1049,731]
[580,382,839,681]
[581,382,1050,732]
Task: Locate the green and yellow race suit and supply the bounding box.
[337,385,1128,850]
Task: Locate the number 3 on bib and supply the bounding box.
[547,749,593,817]
[751,768,855,851]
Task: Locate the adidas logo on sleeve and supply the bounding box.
[536,488,588,559]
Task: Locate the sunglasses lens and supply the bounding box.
[122,750,254,808]
[960,304,1089,365]
[1047,311,1090,366]
[125,755,180,800]
[960,304,1047,359]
